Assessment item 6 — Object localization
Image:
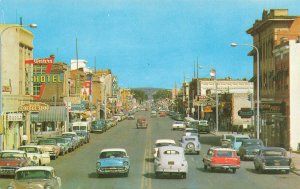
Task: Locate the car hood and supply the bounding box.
[37,145,57,151]
[97,158,129,167]
[10,179,52,189]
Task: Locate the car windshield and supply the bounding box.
[37,139,56,145]
[18,147,39,153]
[262,150,286,157]
[0,152,25,159]
[100,151,126,158]
[16,170,52,180]
[55,138,66,143]
[186,130,198,133]
[73,126,87,131]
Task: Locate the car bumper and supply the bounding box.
[96,167,129,174]
[155,167,187,173]
[211,164,240,169]
[262,165,290,170]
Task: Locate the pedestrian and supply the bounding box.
[21,134,28,146]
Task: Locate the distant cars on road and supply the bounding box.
[172,121,185,130]
[136,117,148,129]
[179,135,201,155]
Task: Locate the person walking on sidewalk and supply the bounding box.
[21,134,28,146]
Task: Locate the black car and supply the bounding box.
[91,120,107,133]
[253,147,291,174]
[239,139,264,160]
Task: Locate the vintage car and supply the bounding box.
[96,148,130,177]
[7,166,62,189]
[151,111,157,117]
[154,146,188,179]
[76,131,90,144]
[239,139,264,160]
[203,147,240,173]
[55,136,73,152]
[172,121,185,130]
[253,147,291,174]
[179,135,201,154]
[91,119,107,133]
[18,146,51,166]
[229,134,250,152]
[37,139,61,160]
[153,139,176,159]
[127,114,135,120]
[0,150,31,176]
[136,117,148,129]
[60,136,77,151]
[185,128,200,139]
[62,132,81,148]
[220,134,233,147]
[184,117,196,128]
[47,137,69,155]
[159,112,167,117]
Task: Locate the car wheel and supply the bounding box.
[124,172,129,177]
[232,168,236,174]
[196,151,200,155]
[204,165,207,170]
[211,167,215,172]
[38,160,41,166]
[240,154,244,161]
[259,166,264,174]
[155,172,161,178]
[285,170,290,174]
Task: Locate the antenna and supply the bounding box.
[94,56,96,73]
[76,37,78,69]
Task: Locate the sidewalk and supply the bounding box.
[210,130,300,176]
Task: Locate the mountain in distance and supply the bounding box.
[130,88,170,100]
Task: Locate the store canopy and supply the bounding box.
[31,106,67,122]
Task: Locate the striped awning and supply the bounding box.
[31,106,67,122]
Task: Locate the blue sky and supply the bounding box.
[1,0,300,88]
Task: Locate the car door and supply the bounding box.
[40,149,51,165]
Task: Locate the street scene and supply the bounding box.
[1,0,300,189]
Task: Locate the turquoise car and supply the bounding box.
[96,148,130,177]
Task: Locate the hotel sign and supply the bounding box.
[33,73,64,84]
[18,103,49,112]
[7,113,23,121]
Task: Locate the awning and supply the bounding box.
[31,106,67,122]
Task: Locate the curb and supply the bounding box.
[291,169,300,176]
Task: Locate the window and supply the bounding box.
[163,150,180,155]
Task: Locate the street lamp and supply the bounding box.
[198,66,218,134]
[0,24,38,116]
[230,43,260,140]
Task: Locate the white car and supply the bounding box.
[184,117,195,127]
[18,145,51,166]
[154,146,188,179]
[153,139,176,159]
[172,121,186,130]
[8,166,62,189]
[185,128,200,138]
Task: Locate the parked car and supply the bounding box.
[0,150,32,177]
[172,121,185,130]
[91,119,107,133]
[54,137,74,153]
[76,131,90,144]
[127,114,135,120]
[203,147,240,173]
[229,134,250,152]
[47,137,69,155]
[159,112,167,117]
[60,136,76,152]
[7,166,62,189]
[96,148,130,177]
[184,117,195,128]
[253,147,291,174]
[179,135,201,154]
[220,134,233,147]
[185,128,200,138]
[136,117,148,129]
[239,139,264,160]
[18,145,51,166]
[153,139,176,159]
[154,146,188,179]
[62,132,81,148]
[173,114,184,121]
[37,139,61,160]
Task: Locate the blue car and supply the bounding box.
[96,148,130,177]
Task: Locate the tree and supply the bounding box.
[131,89,148,103]
[153,89,172,101]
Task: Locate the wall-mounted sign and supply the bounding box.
[7,113,23,121]
[238,108,254,118]
[18,103,49,112]
[204,106,213,113]
[2,85,11,92]
[25,57,54,64]
[33,73,64,84]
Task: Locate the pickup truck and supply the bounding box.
[203,147,240,173]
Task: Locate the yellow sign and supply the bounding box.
[33,73,64,84]
[18,103,49,112]
[204,106,213,113]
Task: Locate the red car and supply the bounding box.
[159,112,166,117]
[0,150,31,176]
[203,147,240,173]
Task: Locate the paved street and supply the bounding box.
[1,111,300,189]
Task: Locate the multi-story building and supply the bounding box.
[0,24,35,150]
[247,9,300,149]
